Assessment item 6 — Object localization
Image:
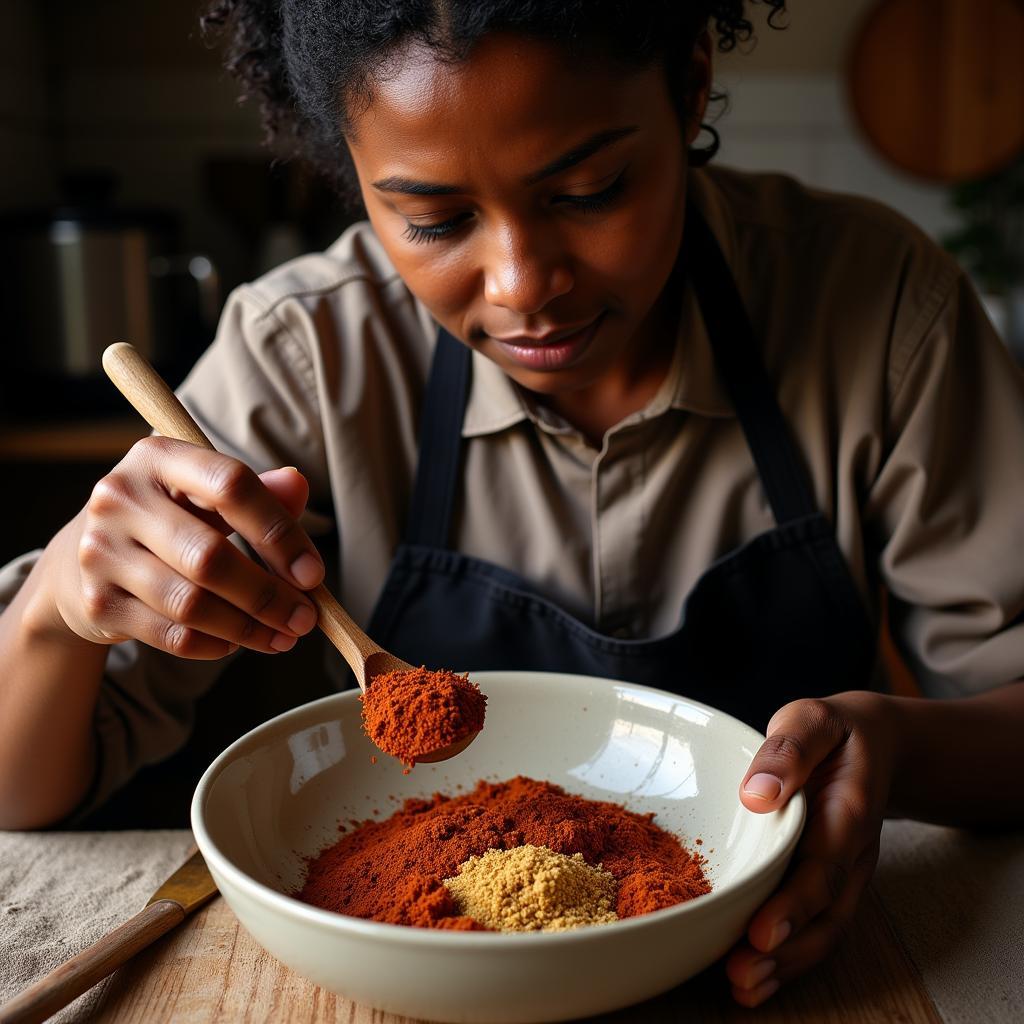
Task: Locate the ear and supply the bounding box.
[684,31,713,146]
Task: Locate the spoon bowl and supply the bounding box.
[101,341,480,764]
[316,594,482,761]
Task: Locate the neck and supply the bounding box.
[538,286,680,447]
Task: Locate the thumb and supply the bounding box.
[739,699,845,814]
[258,465,310,522]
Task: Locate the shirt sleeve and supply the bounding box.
[176,283,333,522]
[0,283,334,820]
[865,269,1024,698]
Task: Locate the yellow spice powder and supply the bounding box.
[442,844,618,932]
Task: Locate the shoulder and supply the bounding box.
[208,220,435,407]
[693,165,963,396]
[224,220,433,365]
[698,163,939,245]
[180,221,435,465]
[239,219,407,311]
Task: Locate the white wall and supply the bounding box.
[713,72,958,240]
[711,0,958,240]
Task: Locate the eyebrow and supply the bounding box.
[371,126,639,196]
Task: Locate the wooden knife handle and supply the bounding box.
[0,900,185,1024]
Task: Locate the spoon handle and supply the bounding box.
[102,343,213,451]
[101,342,382,687]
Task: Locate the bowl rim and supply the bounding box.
[191,670,806,948]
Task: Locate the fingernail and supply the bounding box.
[749,978,780,1005]
[768,919,791,951]
[270,632,297,652]
[290,552,323,588]
[287,603,317,635]
[747,957,776,987]
[743,773,783,801]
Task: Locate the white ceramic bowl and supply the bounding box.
[191,671,805,1023]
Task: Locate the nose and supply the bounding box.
[482,221,574,314]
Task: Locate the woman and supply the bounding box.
[1,0,1022,1008]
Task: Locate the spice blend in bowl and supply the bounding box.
[295,776,710,929]
[360,667,486,764]
[193,671,807,1023]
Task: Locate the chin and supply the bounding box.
[502,362,605,397]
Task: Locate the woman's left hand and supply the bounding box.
[725,691,898,1007]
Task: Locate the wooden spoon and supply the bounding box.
[101,342,478,764]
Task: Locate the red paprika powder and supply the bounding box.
[360,667,486,765]
[296,776,710,928]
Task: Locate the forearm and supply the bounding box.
[885,681,1024,827]
[0,520,108,829]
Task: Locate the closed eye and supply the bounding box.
[401,171,628,244]
[402,212,472,245]
[555,171,627,213]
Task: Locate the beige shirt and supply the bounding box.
[3,165,1023,813]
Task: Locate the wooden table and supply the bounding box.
[5,821,1022,1023]
[85,884,939,1023]
[0,418,149,462]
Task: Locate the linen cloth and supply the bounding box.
[0,830,196,1022]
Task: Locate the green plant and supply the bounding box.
[942,155,1024,295]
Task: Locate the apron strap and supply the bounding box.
[683,204,820,525]
[403,326,471,548]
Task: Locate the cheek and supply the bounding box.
[583,171,686,306]
[364,203,479,323]
[397,249,480,327]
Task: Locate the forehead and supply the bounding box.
[347,33,665,174]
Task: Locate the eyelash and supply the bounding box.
[401,172,627,245]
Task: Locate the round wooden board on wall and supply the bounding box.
[847,0,1024,183]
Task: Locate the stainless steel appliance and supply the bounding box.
[1,187,218,416]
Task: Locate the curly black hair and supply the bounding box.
[201,1,787,208]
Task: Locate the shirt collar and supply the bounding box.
[416,169,737,439]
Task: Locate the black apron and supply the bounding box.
[366,207,877,733]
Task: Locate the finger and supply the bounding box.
[258,466,310,522]
[137,438,325,590]
[81,583,240,661]
[168,465,309,537]
[743,786,878,954]
[170,466,310,540]
[167,487,233,535]
[727,838,879,1000]
[739,699,849,813]
[744,845,856,956]
[113,543,298,654]
[92,486,318,641]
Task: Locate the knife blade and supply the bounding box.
[146,848,219,915]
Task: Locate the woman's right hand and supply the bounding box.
[52,436,325,659]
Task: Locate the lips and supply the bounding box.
[488,311,606,371]
[491,314,602,348]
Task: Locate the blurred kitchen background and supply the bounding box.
[2,0,1021,826]
[3,0,1024,577]
[4,0,1024,566]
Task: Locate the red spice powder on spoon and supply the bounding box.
[360,667,486,765]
